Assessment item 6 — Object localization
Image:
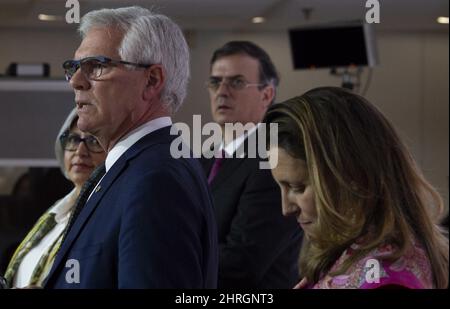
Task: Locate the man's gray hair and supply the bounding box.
[79,6,190,112]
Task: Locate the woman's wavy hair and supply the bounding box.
[264,87,448,288]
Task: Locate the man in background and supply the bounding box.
[202,41,302,288]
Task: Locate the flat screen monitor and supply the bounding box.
[289,22,378,69]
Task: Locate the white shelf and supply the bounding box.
[0,79,71,92]
[0,159,58,167]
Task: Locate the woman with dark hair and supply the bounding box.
[3,109,106,288]
[264,87,448,289]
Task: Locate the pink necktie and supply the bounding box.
[208,150,226,184]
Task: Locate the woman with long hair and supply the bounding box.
[264,87,448,288]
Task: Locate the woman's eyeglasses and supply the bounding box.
[60,132,104,153]
[62,55,152,81]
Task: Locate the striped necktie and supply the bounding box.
[60,163,106,245]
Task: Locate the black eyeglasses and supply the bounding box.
[206,76,265,92]
[62,55,152,81]
[60,132,104,153]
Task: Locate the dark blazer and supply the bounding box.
[201,130,302,288]
[44,126,218,288]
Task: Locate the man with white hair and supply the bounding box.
[44,6,218,288]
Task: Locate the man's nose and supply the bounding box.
[216,79,231,95]
[70,67,91,91]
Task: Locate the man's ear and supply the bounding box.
[261,84,275,109]
[143,65,165,101]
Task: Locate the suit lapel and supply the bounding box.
[46,158,127,282]
[209,157,246,189]
[209,136,250,189]
[209,127,265,189]
[201,157,215,175]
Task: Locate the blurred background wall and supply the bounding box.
[0,0,448,208]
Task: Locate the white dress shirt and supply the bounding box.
[88,117,172,199]
[221,124,259,158]
[13,189,78,288]
[105,117,172,172]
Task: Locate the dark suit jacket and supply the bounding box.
[201,131,302,288]
[44,126,218,288]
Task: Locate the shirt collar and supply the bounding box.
[105,117,172,172]
[221,124,259,158]
[50,189,78,223]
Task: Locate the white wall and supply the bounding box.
[0,28,79,78]
[0,28,448,207]
[182,29,449,207]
